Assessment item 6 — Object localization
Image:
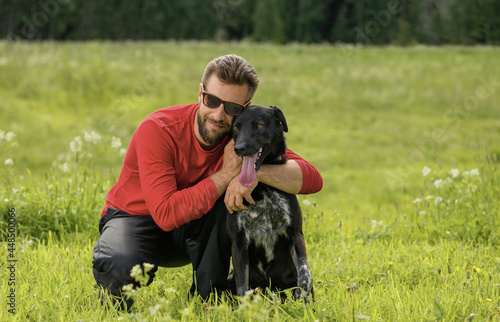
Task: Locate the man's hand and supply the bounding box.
[225,176,257,214]
[210,139,258,212]
[220,139,242,179]
[209,139,242,197]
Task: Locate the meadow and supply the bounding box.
[0,41,499,321]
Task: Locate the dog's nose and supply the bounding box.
[234,144,247,155]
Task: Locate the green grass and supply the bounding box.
[1,41,500,320]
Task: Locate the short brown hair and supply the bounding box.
[202,54,259,101]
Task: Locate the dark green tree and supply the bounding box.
[449,0,500,45]
[1,0,499,44]
[294,0,324,43]
[330,1,356,43]
[251,0,286,43]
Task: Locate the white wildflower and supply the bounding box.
[164,287,176,294]
[130,264,143,278]
[302,199,312,206]
[435,196,443,204]
[60,162,70,173]
[450,169,460,178]
[143,263,155,271]
[5,131,15,141]
[354,313,370,320]
[422,166,431,177]
[469,169,480,176]
[149,303,162,315]
[111,136,122,149]
[5,158,13,165]
[119,148,127,156]
[413,198,422,204]
[84,131,101,144]
[425,195,434,200]
[433,179,443,188]
[371,220,383,229]
[69,136,82,153]
[122,283,134,292]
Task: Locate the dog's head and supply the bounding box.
[231,105,288,187]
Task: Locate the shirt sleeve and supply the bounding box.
[284,148,323,194]
[135,120,219,231]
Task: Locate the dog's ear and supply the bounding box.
[271,105,288,133]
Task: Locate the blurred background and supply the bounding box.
[1,1,500,320]
[2,0,500,45]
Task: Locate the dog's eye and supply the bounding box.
[256,124,263,129]
[233,126,239,132]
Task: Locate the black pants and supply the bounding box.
[92,198,231,308]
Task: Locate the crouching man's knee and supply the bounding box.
[93,253,157,310]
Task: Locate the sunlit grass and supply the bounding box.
[1,41,499,320]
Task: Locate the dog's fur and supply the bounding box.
[226,105,313,301]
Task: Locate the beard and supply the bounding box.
[196,111,230,148]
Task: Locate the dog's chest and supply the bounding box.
[236,189,293,262]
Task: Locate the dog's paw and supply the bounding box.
[294,265,313,301]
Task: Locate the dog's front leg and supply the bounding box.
[291,232,313,301]
[231,233,250,297]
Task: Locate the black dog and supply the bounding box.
[226,105,313,302]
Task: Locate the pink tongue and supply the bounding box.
[239,153,258,187]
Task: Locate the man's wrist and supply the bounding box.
[210,170,236,197]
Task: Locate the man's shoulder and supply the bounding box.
[145,103,198,127]
[135,103,198,142]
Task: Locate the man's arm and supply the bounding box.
[224,159,304,214]
[224,148,323,213]
[135,120,227,231]
[257,160,303,194]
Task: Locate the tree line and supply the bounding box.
[2,0,499,45]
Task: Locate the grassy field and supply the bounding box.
[1,41,499,321]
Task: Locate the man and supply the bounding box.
[92,54,323,309]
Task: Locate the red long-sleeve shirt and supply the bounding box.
[102,103,323,231]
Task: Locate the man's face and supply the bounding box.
[195,76,249,149]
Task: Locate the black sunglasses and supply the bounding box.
[201,84,250,116]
